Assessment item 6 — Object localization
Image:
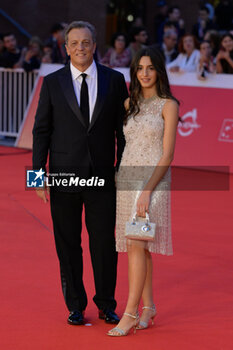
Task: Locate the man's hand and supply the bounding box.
[36,185,50,203]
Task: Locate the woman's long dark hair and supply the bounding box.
[125,47,179,124]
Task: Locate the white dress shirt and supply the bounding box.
[167,49,200,72]
[70,60,98,122]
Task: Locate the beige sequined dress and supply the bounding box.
[115,95,173,255]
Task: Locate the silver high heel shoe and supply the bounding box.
[107,311,139,337]
[136,305,157,330]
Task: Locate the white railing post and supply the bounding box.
[0,68,39,137]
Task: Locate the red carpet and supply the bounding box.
[1,145,233,350]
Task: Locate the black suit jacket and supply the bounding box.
[32,62,128,190]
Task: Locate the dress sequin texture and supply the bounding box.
[115,95,173,255]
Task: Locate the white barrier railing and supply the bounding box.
[2,64,233,141]
[0,68,38,137]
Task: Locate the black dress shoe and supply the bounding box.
[67,311,84,325]
[99,309,120,324]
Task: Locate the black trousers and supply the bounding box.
[50,188,117,312]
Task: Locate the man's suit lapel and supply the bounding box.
[88,63,109,132]
[58,63,110,131]
[58,65,86,128]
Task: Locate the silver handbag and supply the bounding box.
[125,212,156,241]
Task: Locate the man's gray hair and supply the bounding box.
[65,21,97,43]
[163,30,178,39]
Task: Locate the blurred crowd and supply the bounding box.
[0,0,233,78]
[0,22,68,72]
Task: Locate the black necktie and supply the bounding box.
[80,73,89,127]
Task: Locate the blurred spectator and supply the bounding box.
[204,30,221,57]
[167,34,200,72]
[158,5,185,44]
[197,40,215,79]
[101,32,131,68]
[215,0,233,31]
[45,23,67,64]
[168,5,185,32]
[192,6,216,41]
[23,36,43,72]
[41,43,53,63]
[129,26,148,58]
[199,0,215,20]
[160,30,178,64]
[154,0,168,42]
[216,33,233,74]
[0,33,26,68]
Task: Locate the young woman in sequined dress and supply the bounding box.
[107,48,179,337]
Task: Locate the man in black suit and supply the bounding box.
[33,21,128,325]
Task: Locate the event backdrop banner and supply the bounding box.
[172,85,233,172]
[16,65,233,173]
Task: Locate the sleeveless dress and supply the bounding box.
[115,95,173,255]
